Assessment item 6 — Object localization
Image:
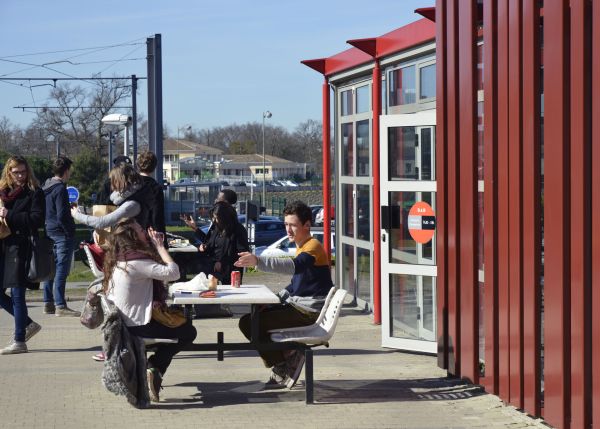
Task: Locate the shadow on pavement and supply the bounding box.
[156,377,485,408]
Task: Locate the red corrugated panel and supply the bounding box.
[591,0,600,425]
[458,0,478,384]
[521,0,542,418]
[507,0,524,408]
[496,0,511,401]
[543,1,571,428]
[483,0,499,395]
[435,0,449,370]
[570,1,593,427]
[375,19,435,58]
[445,0,461,376]
[322,79,332,264]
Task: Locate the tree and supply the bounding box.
[70,149,107,206]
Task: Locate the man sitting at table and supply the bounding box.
[235,200,333,389]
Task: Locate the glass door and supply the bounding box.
[380,111,437,353]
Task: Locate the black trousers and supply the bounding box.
[238,304,318,368]
[127,319,197,375]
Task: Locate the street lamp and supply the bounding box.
[262,110,272,210]
[102,113,132,157]
[177,125,192,180]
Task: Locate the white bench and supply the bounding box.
[268,287,347,403]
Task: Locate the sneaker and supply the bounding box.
[264,363,289,389]
[24,321,41,342]
[285,350,306,389]
[147,367,163,402]
[43,302,55,314]
[55,306,81,317]
[92,352,105,362]
[0,340,28,355]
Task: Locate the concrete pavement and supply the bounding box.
[0,279,550,429]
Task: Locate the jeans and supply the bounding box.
[0,288,31,342]
[238,304,318,368]
[42,236,74,307]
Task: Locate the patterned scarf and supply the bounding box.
[0,186,23,203]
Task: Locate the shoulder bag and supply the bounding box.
[0,200,11,239]
[26,232,55,283]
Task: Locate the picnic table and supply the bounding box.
[172,284,316,403]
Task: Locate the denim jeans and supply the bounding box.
[0,288,31,342]
[42,236,74,307]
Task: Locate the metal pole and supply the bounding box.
[262,115,266,208]
[154,34,164,186]
[56,136,60,157]
[131,74,138,165]
[123,126,129,157]
[108,131,113,174]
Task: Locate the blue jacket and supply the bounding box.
[42,177,75,238]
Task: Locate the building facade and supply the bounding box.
[304,2,599,428]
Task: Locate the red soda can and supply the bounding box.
[231,270,241,288]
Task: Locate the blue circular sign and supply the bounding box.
[67,186,79,203]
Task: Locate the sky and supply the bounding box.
[0,0,432,133]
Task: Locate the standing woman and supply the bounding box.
[0,156,45,355]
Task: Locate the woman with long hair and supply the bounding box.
[0,156,45,355]
[102,218,196,402]
[198,201,248,284]
[71,163,154,230]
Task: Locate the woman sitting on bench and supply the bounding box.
[102,218,197,402]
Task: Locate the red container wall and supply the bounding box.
[437,0,595,427]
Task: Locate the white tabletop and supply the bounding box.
[168,244,199,253]
[172,284,280,305]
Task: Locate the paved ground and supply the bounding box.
[0,273,550,429]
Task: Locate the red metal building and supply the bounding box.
[303,1,598,428]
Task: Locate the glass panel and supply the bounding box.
[478,101,484,180]
[356,85,370,113]
[388,191,436,265]
[389,65,416,106]
[419,64,436,100]
[421,127,433,180]
[389,126,417,180]
[341,89,353,116]
[422,276,434,332]
[356,120,370,176]
[342,244,355,296]
[341,123,354,176]
[356,185,370,241]
[342,184,354,238]
[477,43,484,90]
[357,248,371,305]
[390,274,418,338]
[390,274,436,341]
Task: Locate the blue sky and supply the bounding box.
[0,0,432,132]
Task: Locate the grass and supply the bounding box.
[67,260,96,282]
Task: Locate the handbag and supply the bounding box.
[0,200,11,240]
[26,233,55,283]
[80,284,104,329]
[151,306,187,328]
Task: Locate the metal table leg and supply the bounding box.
[305,348,313,404]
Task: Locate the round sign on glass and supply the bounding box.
[407,201,436,244]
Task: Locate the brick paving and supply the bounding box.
[0,274,550,429]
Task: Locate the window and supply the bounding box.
[389,65,416,106]
[341,123,354,176]
[356,85,370,113]
[419,64,436,100]
[356,120,370,176]
[341,89,353,116]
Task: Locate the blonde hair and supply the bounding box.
[0,156,39,191]
[109,163,141,193]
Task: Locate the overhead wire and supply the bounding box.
[0,38,146,60]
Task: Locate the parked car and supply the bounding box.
[314,206,335,226]
[255,229,336,258]
[309,205,323,224]
[200,218,285,247]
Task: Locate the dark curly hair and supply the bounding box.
[283,200,312,226]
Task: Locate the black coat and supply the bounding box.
[140,175,165,233]
[1,187,45,289]
[203,222,249,284]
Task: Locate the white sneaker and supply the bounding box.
[0,340,28,355]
